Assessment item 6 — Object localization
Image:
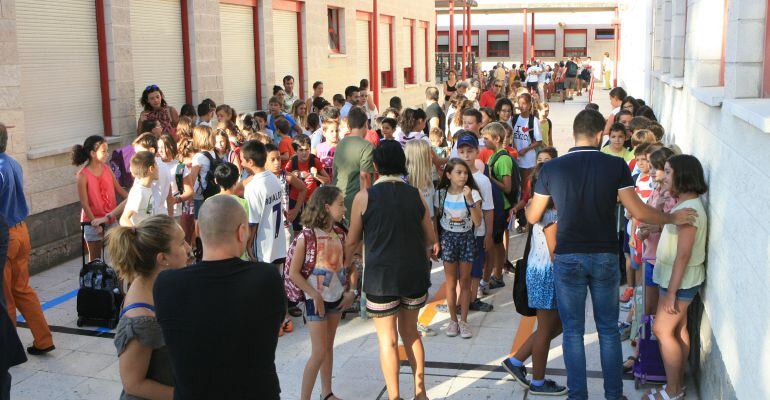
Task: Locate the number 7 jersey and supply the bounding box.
[245,170,287,263]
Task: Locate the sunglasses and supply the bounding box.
[145,84,159,91]
[494,85,503,88]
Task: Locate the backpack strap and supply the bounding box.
[528,115,536,143]
[290,155,299,172]
[175,162,185,195]
[300,228,317,279]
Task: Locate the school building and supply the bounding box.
[436,0,617,69]
[618,0,770,398]
[0,0,436,273]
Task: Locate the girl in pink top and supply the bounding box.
[73,135,128,261]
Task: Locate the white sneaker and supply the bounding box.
[446,320,459,337]
[459,321,473,339]
[479,280,490,295]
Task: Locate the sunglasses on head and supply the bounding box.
[145,84,159,91]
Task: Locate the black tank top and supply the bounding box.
[445,82,457,101]
[362,181,430,297]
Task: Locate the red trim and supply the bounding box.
[96,0,112,136]
[486,29,509,58]
[253,5,262,109]
[220,0,256,5]
[405,19,415,84]
[356,10,372,21]
[461,6,466,79]
[404,18,414,27]
[614,7,619,87]
[380,16,394,88]
[720,0,728,86]
[534,29,556,58]
[273,0,302,12]
[372,0,380,108]
[763,0,770,97]
[522,9,527,64]
[449,0,455,70]
[594,28,615,40]
[563,28,588,58]
[328,8,341,53]
[379,14,393,23]
[358,11,374,86]
[456,30,479,55]
[530,12,535,62]
[181,0,192,104]
[423,22,429,81]
[296,10,305,99]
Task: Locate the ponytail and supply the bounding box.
[105,215,176,281]
[71,135,106,166]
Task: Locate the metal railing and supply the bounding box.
[435,52,476,82]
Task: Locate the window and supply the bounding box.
[487,30,509,57]
[457,30,479,56]
[595,28,615,40]
[403,19,415,84]
[379,16,394,88]
[563,29,587,57]
[437,31,449,52]
[328,8,341,53]
[534,29,556,58]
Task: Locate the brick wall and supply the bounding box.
[620,0,770,398]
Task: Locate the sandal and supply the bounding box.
[646,389,685,400]
[321,393,342,400]
[622,356,637,373]
[646,385,687,396]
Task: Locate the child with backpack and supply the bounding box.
[434,158,482,339]
[286,186,356,400]
[481,122,520,290]
[266,144,307,249]
[120,151,158,227]
[285,135,330,233]
[315,118,339,179]
[72,135,128,261]
[647,155,708,400]
[190,125,220,217]
[512,93,543,187]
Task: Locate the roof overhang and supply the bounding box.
[435,1,618,14]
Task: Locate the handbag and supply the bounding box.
[512,228,537,317]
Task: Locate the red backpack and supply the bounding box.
[283,226,347,302]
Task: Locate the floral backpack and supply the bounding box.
[283,225,347,302]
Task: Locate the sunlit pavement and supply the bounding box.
[10,88,699,399]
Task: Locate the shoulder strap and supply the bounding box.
[120,302,156,318]
[290,155,299,171]
[301,228,317,279]
[528,115,536,143]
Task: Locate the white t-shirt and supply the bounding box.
[245,170,287,263]
[125,183,154,226]
[192,150,215,200]
[512,115,543,169]
[472,171,494,237]
[152,156,172,216]
[526,66,541,83]
[396,131,431,148]
[434,189,482,233]
[164,160,187,217]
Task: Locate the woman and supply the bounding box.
[346,141,438,400]
[290,99,309,134]
[109,215,191,400]
[443,69,458,104]
[137,85,179,136]
[359,79,379,123]
[306,81,324,113]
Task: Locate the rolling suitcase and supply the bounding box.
[76,223,123,329]
[632,262,667,389]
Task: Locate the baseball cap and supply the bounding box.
[456,133,479,149]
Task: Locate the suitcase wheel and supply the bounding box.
[77,318,84,327]
[634,377,640,390]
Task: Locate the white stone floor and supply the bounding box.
[9,88,699,399]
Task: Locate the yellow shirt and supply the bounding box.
[653,198,707,290]
[601,146,634,164]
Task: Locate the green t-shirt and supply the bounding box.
[488,149,514,209]
[601,146,634,164]
[332,136,374,221]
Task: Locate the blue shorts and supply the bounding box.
[440,230,476,263]
[193,199,205,219]
[472,236,485,279]
[630,247,640,270]
[659,284,701,301]
[305,296,342,322]
[644,262,657,287]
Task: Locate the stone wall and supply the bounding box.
[620,0,770,398]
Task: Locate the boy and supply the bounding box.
[332,94,345,109]
[482,122,518,290]
[315,118,339,178]
[284,135,330,232]
[212,161,249,259]
[120,151,158,227]
[274,117,295,162]
[267,96,301,137]
[380,117,397,141]
[456,134,495,311]
[196,99,215,127]
[133,133,174,217]
[311,107,339,151]
[602,123,634,164]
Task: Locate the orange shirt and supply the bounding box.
[278,135,295,158]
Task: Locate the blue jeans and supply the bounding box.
[554,253,623,400]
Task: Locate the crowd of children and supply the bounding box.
[51,74,713,400]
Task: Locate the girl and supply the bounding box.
[172,139,196,243]
[72,135,128,261]
[449,99,474,139]
[396,107,430,146]
[215,104,238,126]
[428,127,449,185]
[190,125,217,216]
[120,152,158,227]
[290,99,309,134]
[109,215,191,400]
[539,104,553,148]
[141,120,163,137]
[649,155,708,400]
[434,158,482,338]
[175,117,194,142]
[288,186,355,400]
[307,113,321,136]
[315,119,339,178]
[214,129,237,166]
[158,135,192,225]
[494,98,514,127]
[502,165,566,396]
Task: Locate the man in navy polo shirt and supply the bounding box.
[526,110,696,400]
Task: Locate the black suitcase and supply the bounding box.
[76,223,123,329]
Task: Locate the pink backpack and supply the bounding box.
[283,226,346,302]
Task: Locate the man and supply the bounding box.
[602,52,613,90]
[564,57,579,100]
[332,106,374,222]
[526,110,696,400]
[154,195,285,400]
[494,62,507,82]
[456,81,469,97]
[525,62,541,94]
[423,86,445,136]
[282,75,298,112]
[340,85,360,118]
[0,213,27,400]
[479,79,503,108]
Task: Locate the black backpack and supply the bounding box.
[567,62,578,76]
[174,162,185,196]
[488,150,521,209]
[76,223,123,329]
[198,151,221,199]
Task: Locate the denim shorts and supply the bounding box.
[659,284,701,301]
[440,230,476,263]
[305,296,342,322]
[643,262,657,287]
[83,223,115,242]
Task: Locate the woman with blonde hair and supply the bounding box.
[290,99,309,134]
[109,215,191,400]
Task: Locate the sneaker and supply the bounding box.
[619,287,634,303]
[618,322,631,341]
[446,320,459,337]
[417,323,437,337]
[620,300,633,312]
[479,281,490,295]
[459,321,473,338]
[469,299,493,312]
[529,379,568,396]
[26,345,55,356]
[501,358,530,388]
[488,276,506,289]
[282,319,294,333]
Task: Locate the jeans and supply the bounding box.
[554,253,623,400]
